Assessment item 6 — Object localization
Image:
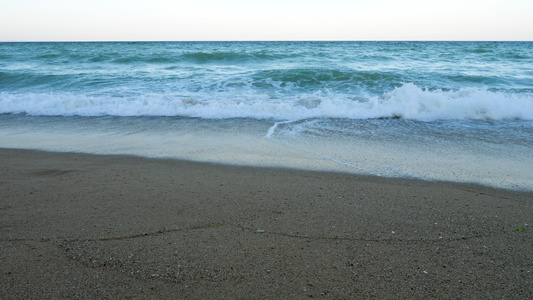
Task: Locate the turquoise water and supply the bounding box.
[1,42,532,190]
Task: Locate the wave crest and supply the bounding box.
[1,84,532,121]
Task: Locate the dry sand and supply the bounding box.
[1,148,531,299]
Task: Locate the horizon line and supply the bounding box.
[1,39,532,43]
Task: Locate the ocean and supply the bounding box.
[1,41,532,191]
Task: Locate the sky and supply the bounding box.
[1,0,532,41]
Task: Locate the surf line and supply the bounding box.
[264,119,423,179]
[265,120,299,139]
[264,119,374,174]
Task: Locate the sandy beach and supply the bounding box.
[1,148,531,298]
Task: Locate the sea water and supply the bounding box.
[1,42,532,191]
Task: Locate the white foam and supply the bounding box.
[1,84,532,120]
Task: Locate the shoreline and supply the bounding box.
[1,148,531,298]
[2,113,532,192]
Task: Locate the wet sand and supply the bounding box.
[1,148,531,298]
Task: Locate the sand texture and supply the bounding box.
[1,148,531,299]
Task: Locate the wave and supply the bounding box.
[108,51,297,64]
[179,51,283,63]
[0,71,74,89]
[15,50,300,66]
[1,84,532,121]
[251,69,403,88]
[0,68,409,95]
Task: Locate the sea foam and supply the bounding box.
[1,84,532,121]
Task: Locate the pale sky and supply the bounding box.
[1,0,532,41]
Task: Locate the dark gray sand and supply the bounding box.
[1,148,531,299]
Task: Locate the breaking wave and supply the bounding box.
[2,84,532,121]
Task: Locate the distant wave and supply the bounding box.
[3,66,523,95]
[179,51,286,63]
[20,50,299,65]
[251,69,404,89]
[0,71,74,89]
[2,84,532,121]
[0,68,406,92]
